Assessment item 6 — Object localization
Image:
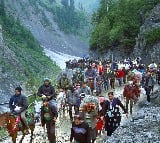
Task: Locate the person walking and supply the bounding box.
[102,91,128,136]
[144,71,155,105]
[41,98,58,143]
[66,86,80,121]
[70,115,91,143]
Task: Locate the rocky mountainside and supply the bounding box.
[89,1,160,63]
[4,0,92,57]
[133,4,160,64]
[0,0,61,103]
[0,24,60,103]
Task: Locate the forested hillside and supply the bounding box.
[74,0,100,13]
[30,0,90,36]
[0,0,60,101]
[90,0,160,54]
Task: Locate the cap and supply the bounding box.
[44,78,50,82]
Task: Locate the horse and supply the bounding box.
[123,83,140,114]
[34,94,67,120]
[56,91,67,115]
[0,112,35,143]
[34,100,43,123]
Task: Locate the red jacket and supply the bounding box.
[96,117,104,130]
[116,69,124,78]
[98,65,104,75]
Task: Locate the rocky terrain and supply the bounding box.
[133,3,160,64]
[1,84,160,143]
[103,87,160,143]
[105,106,160,143]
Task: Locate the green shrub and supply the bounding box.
[0,128,8,141]
[145,27,160,45]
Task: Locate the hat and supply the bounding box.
[44,78,50,82]
[62,73,67,76]
[108,90,114,95]
[15,87,22,92]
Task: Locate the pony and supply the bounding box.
[123,83,140,114]
[56,91,68,115]
[0,112,35,143]
[34,100,43,123]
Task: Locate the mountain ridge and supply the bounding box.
[4,0,92,57]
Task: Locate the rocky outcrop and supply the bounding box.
[133,4,160,64]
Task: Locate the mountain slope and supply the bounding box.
[0,0,60,102]
[4,0,91,57]
[133,3,160,63]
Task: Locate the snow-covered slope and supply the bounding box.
[44,49,80,69]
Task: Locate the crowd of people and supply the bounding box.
[8,57,160,143]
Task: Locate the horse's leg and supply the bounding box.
[62,104,65,114]
[12,132,17,143]
[29,125,35,143]
[130,100,133,115]
[126,98,129,113]
[19,129,25,143]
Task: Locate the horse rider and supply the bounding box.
[72,68,84,85]
[37,78,56,100]
[9,87,29,134]
[57,73,71,92]
[41,97,58,143]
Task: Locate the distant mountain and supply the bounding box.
[74,0,100,13]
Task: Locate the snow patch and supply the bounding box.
[44,49,80,69]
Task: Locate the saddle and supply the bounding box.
[13,112,33,129]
